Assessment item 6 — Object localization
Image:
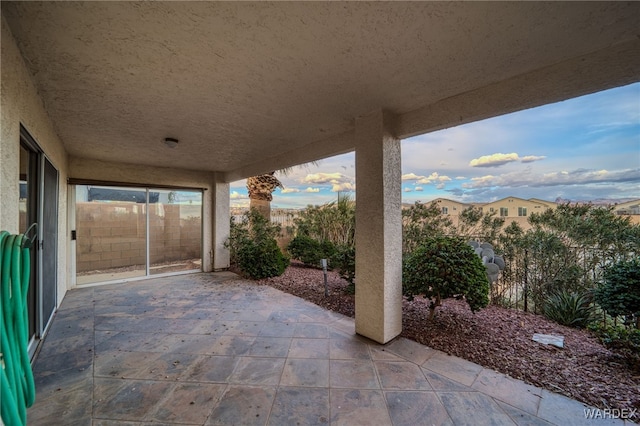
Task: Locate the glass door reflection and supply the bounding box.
[75,186,147,284]
[149,189,202,275]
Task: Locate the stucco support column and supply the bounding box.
[354,110,402,344]
[212,178,230,271]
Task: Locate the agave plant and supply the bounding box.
[543,289,594,328]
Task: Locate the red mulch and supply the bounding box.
[255,262,640,411]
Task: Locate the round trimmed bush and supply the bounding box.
[403,236,489,319]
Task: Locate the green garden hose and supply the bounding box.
[1,230,36,426]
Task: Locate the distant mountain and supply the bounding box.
[554,197,638,206]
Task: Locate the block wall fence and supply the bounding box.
[76,202,201,273]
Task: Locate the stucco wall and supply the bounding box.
[1,16,69,305]
[481,197,551,218]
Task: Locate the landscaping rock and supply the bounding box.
[532,333,565,348]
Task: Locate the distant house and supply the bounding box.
[527,198,559,210]
[613,199,640,215]
[480,197,556,218]
[427,198,472,215]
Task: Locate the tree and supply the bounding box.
[595,258,640,328]
[293,193,355,247]
[403,236,490,319]
[456,206,505,246]
[246,172,283,221]
[246,162,319,221]
[401,201,454,254]
[497,203,640,313]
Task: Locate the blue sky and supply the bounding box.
[231,82,640,209]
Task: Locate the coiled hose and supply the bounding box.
[1,230,36,426]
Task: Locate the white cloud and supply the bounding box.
[404,187,412,192]
[280,187,300,194]
[469,152,546,167]
[455,176,466,180]
[469,153,519,167]
[230,191,248,199]
[303,172,348,184]
[401,173,426,181]
[415,186,424,192]
[462,168,640,190]
[301,170,354,193]
[462,175,496,188]
[332,182,355,192]
[520,155,546,163]
[416,172,452,185]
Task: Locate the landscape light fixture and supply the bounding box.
[164,137,179,148]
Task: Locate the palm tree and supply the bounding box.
[246,162,318,221]
[246,171,283,221]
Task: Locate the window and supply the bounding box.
[489,208,494,213]
[442,206,449,214]
[500,207,508,217]
[518,207,527,217]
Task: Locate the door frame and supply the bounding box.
[20,125,59,358]
[71,184,204,286]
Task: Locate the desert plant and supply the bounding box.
[543,289,594,328]
[401,201,454,254]
[291,195,356,291]
[588,323,640,372]
[514,228,586,314]
[527,203,640,285]
[288,235,336,268]
[456,206,505,246]
[293,193,355,247]
[331,244,356,294]
[595,258,640,328]
[402,236,489,319]
[225,208,289,279]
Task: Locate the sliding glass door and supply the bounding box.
[75,186,147,284]
[75,185,202,285]
[20,127,59,357]
[149,189,202,275]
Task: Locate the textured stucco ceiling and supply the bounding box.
[2,2,639,178]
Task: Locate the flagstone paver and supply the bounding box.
[26,272,627,425]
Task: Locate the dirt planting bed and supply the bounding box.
[256,262,640,411]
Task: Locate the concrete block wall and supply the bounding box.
[76,202,201,273]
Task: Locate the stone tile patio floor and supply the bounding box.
[28,272,629,425]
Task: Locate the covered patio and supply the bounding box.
[1,2,639,424]
[2,0,640,344]
[30,272,615,425]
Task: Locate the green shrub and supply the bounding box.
[290,195,355,291]
[225,208,289,279]
[543,289,594,328]
[331,244,356,294]
[595,258,640,328]
[402,202,453,254]
[588,324,640,372]
[288,235,336,268]
[294,194,355,247]
[402,236,489,319]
